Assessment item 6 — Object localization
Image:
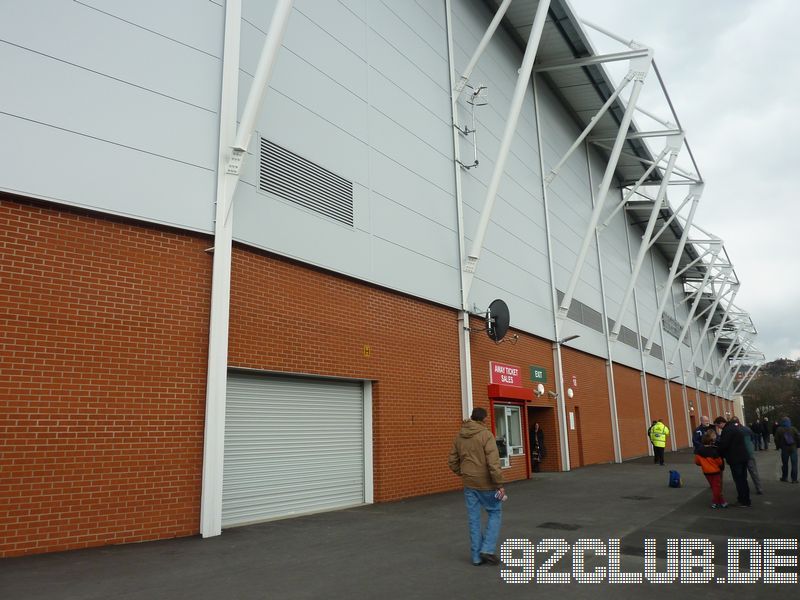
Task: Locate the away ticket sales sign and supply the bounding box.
[490,362,522,387]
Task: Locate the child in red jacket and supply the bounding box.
[694,430,727,508]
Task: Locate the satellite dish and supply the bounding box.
[486,299,510,342]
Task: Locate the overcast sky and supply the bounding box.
[568,0,800,362]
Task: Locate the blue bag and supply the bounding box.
[668,470,682,488]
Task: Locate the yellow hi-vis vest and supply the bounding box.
[650,422,669,448]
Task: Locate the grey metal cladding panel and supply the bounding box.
[290,0,368,57]
[370,191,459,266]
[367,67,452,159]
[79,0,223,55]
[368,151,456,226]
[470,248,552,314]
[234,183,372,277]
[0,114,214,232]
[371,236,461,307]
[1,44,217,171]
[261,44,369,142]
[249,86,370,189]
[242,7,368,100]
[452,0,521,85]
[2,0,222,112]
[470,278,553,340]
[368,109,453,194]
[367,31,450,120]
[368,1,449,85]
[378,0,449,59]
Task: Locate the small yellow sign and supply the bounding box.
[363,345,371,357]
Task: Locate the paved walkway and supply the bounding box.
[2,449,798,599]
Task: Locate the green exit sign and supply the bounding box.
[530,366,547,383]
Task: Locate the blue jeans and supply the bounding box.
[780,447,798,482]
[464,488,502,564]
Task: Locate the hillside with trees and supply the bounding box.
[743,358,800,424]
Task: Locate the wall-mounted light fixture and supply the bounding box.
[534,383,545,397]
[557,334,580,345]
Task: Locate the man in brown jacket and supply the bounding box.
[448,407,505,566]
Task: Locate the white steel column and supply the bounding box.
[586,142,621,463]
[733,360,758,396]
[445,0,473,419]
[622,197,652,456]
[648,248,676,451]
[534,75,570,471]
[642,187,701,352]
[558,55,651,318]
[610,134,683,340]
[464,0,551,293]
[200,0,293,539]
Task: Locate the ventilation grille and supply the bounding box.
[607,317,640,350]
[556,290,603,334]
[260,138,353,226]
[662,314,690,347]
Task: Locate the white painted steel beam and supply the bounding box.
[445,0,473,419]
[696,286,739,375]
[596,147,669,233]
[533,74,571,472]
[455,0,512,92]
[533,48,651,72]
[735,363,762,395]
[610,134,683,340]
[463,0,551,292]
[558,54,652,319]
[642,186,701,352]
[544,75,633,186]
[201,0,293,540]
[666,247,722,365]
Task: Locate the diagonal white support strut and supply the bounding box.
[463,0,551,294]
[642,185,701,352]
[610,134,683,340]
[558,54,652,318]
[455,0,513,93]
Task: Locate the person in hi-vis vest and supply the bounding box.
[649,419,670,465]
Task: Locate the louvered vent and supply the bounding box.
[259,138,353,226]
[607,317,641,350]
[556,291,604,334]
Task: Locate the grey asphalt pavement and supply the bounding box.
[2,448,798,599]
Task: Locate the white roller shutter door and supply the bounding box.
[223,373,365,527]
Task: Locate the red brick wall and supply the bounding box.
[646,374,670,447]
[561,348,614,467]
[0,196,211,557]
[669,382,690,448]
[227,247,463,502]
[613,364,648,459]
[468,321,559,478]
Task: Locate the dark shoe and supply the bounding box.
[756,490,763,495]
[792,481,799,484]
[472,558,486,566]
[780,478,789,482]
[479,553,500,565]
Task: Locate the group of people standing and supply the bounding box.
[693,414,800,509]
[746,417,777,451]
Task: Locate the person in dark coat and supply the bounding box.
[750,421,762,450]
[530,422,545,472]
[761,417,772,451]
[775,417,800,483]
[692,415,712,453]
[773,421,780,450]
[715,416,751,507]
